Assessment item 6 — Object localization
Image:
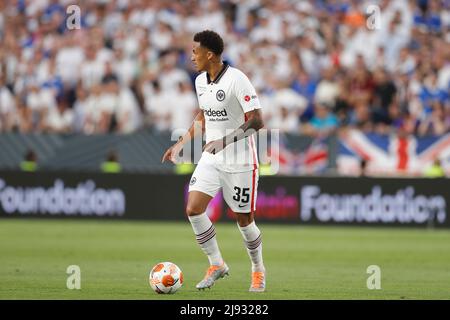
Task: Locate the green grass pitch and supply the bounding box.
[0,219,449,300]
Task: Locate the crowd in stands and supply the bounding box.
[0,0,448,137]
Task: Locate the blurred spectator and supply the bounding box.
[44,96,74,133]
[268,105,299,134]
[113,46,137,87]
[20,149,38,172]
[290,70,317,106]
[0,78,16,131]
[80,45,105,89]
[395,47,417,75]
[372,69,398,124]
[417,100,447,136]
[83,83,103,134]
[25,82,56,131]
[73,85,88,132]
[424,158,445,178]
[10,96,32,133]
[268,80,307,133]
[174,162,195,175]
[169,81,197,132]
[114,79,141,134]
[144,80,172,132]
[359,159,368,177]
[303,102,339,138]
[158,52,191,92]
[101,150,122,173]
[0,0,447,138]
[315,67,340,109]
[94,79,116,133]
[348,98,373,131]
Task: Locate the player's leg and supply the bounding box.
[186,191,224,267]
[235,211,265,272]
[187,161,229,289]
[221,169,266,292]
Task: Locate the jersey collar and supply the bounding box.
[206,61,229,85]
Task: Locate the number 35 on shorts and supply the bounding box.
[232,187,250,204]
[223,169,258,213]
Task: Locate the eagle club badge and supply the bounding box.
[216,90,225,101]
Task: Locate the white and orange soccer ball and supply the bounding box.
[149,262,183,294]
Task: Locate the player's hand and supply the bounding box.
[161,143,182,163]
[203,139,225,155]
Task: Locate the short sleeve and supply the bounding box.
[233,70,261,113]
[194,74,206,110]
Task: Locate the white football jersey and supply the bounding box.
[195,62,261,172]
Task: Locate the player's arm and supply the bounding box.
[161,109,205,163]
[203,108,264,154]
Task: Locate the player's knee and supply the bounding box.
[236,212,254,227]
[185,204,203,216]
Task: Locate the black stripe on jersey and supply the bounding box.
[206,61,229,84]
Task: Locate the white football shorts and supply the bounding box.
[188,153,259,213]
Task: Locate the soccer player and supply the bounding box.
[162,30,266,292]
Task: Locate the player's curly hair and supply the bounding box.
[193,30,224,56]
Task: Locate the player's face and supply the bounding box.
[191,42,209,72]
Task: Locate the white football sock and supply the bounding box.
[238,221,265,272]
[188,212,224,266]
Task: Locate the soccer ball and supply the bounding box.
[149,262,183,294]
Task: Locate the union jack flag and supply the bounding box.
[338,129,450,176]
[297,138,329,174]
[268,135,329,175]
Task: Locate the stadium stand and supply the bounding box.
[0,0,448,176]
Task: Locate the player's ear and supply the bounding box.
[206,51,214,61]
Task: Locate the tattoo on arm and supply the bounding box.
[222,109,264,147]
